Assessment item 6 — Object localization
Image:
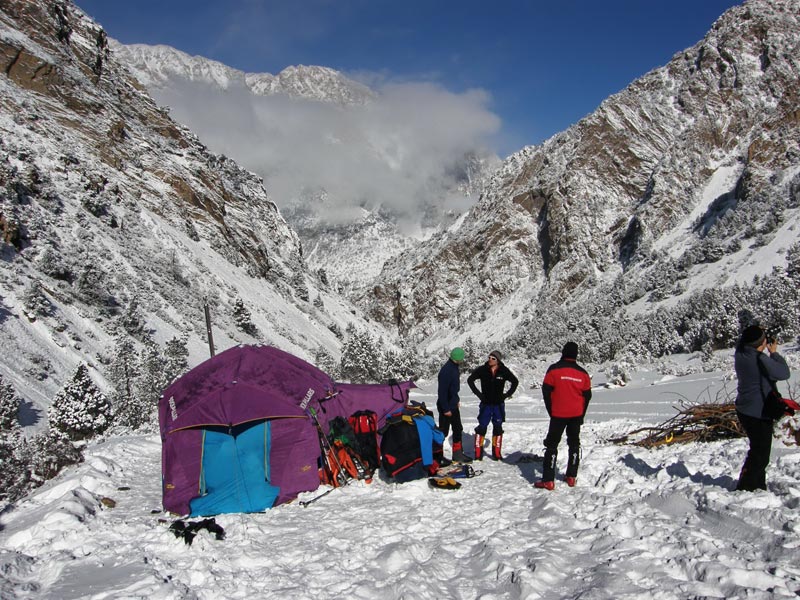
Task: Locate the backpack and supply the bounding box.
[328,416,358,448]
[378,402,433,478]
[349,410,380,471]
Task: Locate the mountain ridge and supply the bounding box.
[363,0,800,349]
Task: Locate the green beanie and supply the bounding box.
[450,347,465,362]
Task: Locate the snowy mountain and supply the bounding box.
[110,42,500,296]
[0,0,382,420]
[115,43,377,106]
[364,0,800,351]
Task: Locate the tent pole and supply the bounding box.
[203,297,216,357]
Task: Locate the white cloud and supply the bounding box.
[152,78,500,224]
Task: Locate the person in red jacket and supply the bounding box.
[535,342,592,490]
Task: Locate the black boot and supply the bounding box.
[566,447,580,478]
[542,447,557,482]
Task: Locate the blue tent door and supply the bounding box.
[189,421,280,516]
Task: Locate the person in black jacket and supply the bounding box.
[467,350,519,460]
[535,342,592,490]
[437,347,472,463]
[734,325,791,491]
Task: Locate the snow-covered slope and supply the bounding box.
[364,0,800,345]
[0,0,384,420]
[3,369,800,598]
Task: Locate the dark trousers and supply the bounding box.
[542,417,582,481]
[438,405,464,445]
[475,403,504,436]
[736,411,774,491]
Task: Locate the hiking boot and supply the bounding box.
[474,435,484,461]
[451,442,473,464]
[491,435,503,461]
[534,480,555,491]
[439,457,453,468]
[565,476,577,487]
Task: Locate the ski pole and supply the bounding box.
[309,407,348,486]
[299,487,335,507]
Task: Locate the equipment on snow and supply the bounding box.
[158,344,416,516]
[299,487,335,507]
[169,518,225,545]
[348,410,381,471]
[310,407,349,487]
[428,476,462,490]
[438,464,482,479]
[379,402,445,482]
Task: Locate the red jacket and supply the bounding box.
[542,358,592,418]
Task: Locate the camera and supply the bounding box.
[765,328,780,345]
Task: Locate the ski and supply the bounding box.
[308,406,348,487]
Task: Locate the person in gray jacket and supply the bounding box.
[734,325,791,491]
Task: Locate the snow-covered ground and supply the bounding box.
[2,366,800,599]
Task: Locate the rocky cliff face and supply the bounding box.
[0,0,362,407]
[365,0,800,344]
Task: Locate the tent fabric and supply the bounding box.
[189,421,280,516]
[159,344,416,516]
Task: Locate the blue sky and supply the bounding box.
[75,0,741,156]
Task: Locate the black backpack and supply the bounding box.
[378,403,432,477]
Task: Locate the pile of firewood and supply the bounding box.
[611,402,745,448]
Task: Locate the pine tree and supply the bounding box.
[313,347,338,377]
[131,339,167,427]
[339,329,383,383]
[0,374,20,431]
[163,334,189,386]
[118,296,146,337]
[233,297,257,336]
[383,347,417,380]
[107,335,146,429]
[0,376,31,502]
[22,429,83,484]
[49,364,112,440]
[21,279,53,319]
[0,428,28,502]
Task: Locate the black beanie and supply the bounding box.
[740,325,765,347]
[489,350,503,362]
[561,342,579,360]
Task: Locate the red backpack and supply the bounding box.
[349,410,380,471]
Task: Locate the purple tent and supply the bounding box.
[158,344,415,516]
